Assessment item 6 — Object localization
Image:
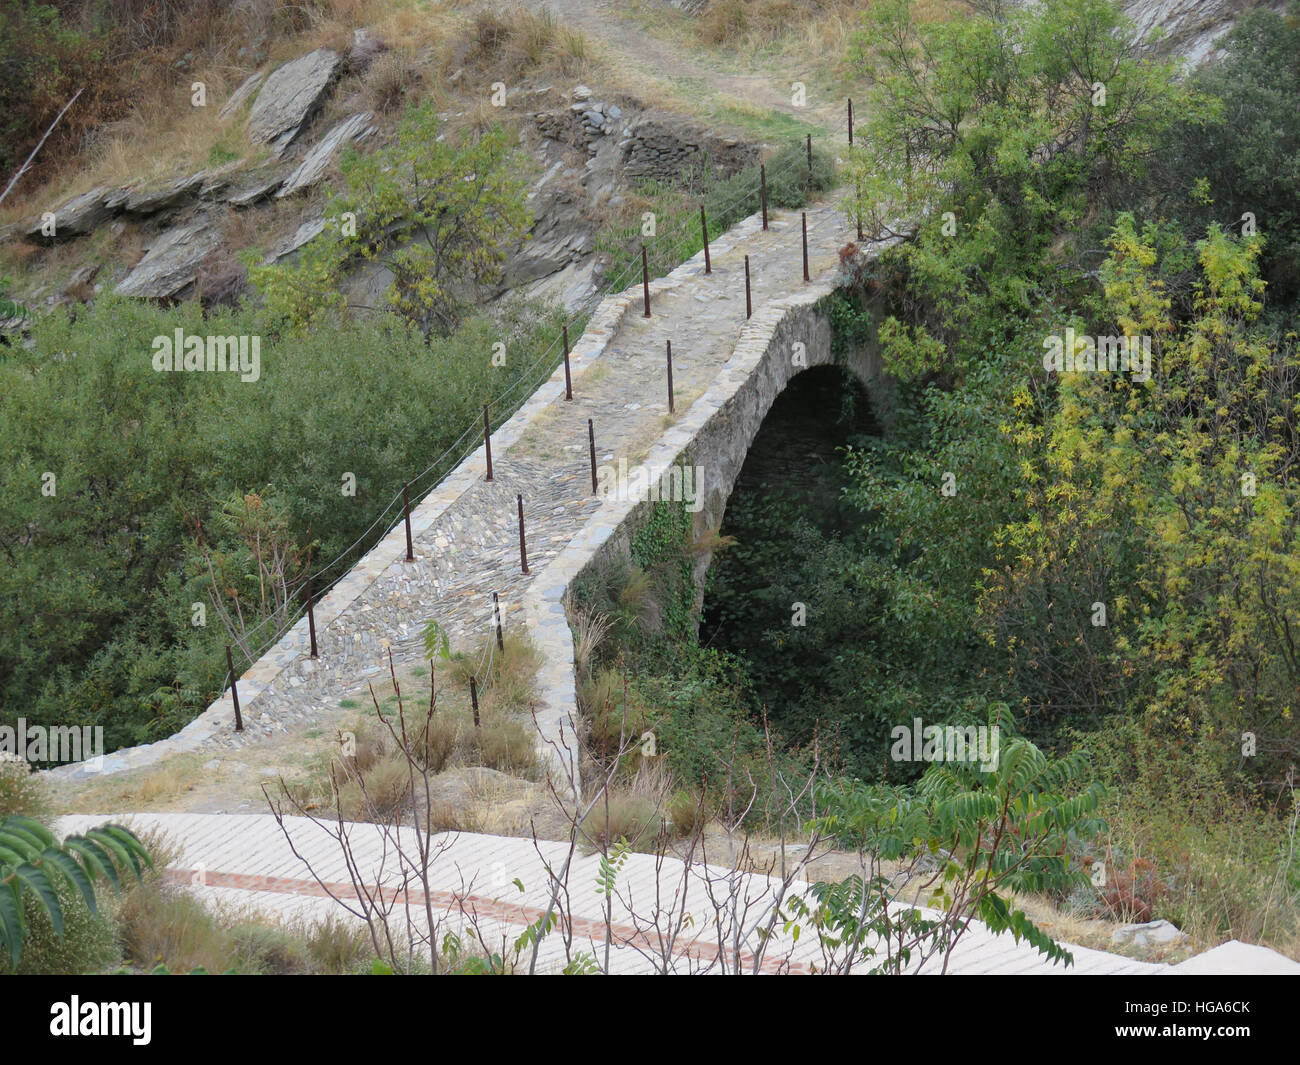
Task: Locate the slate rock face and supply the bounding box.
[265,215,326,263]
[114,219,224,299]
[277,112,376,197]
[218,72,265,120]
[119,171,209,217]
[246,48,343,157]
[224,171,286,208]
[1119,0,1289,65]
[23,187,113,243]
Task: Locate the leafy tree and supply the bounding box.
[190,488,311,662]
[987,217,1300,779]
[798,709,1104,973]
[249,100,532,336]
[1144,1,1300,308]
[827,0,1208,749]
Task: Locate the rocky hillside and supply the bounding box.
[4,0,1275,331]
[1119,0,1290,63]
[3,29,770,328]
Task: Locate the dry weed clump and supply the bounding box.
[449,5,592,83]
[286,630,544,822]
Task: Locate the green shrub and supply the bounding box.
[115,878,238,974]
[0,885,118,975]
[477,721,538,776]
[302,913,369,974]
[229,921,312,975]
[0,753,48,819]
[580,792,663,852]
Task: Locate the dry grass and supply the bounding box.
[283,629,545,821]
[364,48,425,114]
[110,826,238,973]
[695,0,957,59]
[294,911,369,974]
[0,755,50,820]
[444,4,596,86]
[580,791,662,851]
[446,630,541,713]
[580,761,682,852]
[111,824,371,973]
[336,752,413,820]
[53,757,207,814]
[571,607,615,677]
[477,720,537,775]
[0,0,422,223]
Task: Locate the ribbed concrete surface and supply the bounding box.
[59,812,1175,975]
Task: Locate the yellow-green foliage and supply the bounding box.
[988,218,1300,772]
[249,99,531,336]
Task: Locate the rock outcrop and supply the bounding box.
[23,186,113,243]
[115,220,224,299]
[1120,0,1288,64]
[277,112,377,198]
[246,48,343,157]
[116,171,210,217]
[265,216,327,263]
[218,72,265,120]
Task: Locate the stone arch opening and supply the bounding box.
[699,363,880,651]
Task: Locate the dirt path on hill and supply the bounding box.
[507,0,846,133]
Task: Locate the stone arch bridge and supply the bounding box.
[52,200,892,784]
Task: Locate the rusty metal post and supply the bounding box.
[802,212,810,282]
[744,255,752,319]
[483,405,493,482]
[666,339,675,413]
[641,245,651,317]
[403,483,414,561]
[517,493,529,574]
[562,323,572,400]
[226,645,243,732]
[700,204,711,274]
[848,98,854,145]
[470,675,480,731]
[306,576,318,659]
[492,591,504,652]
[588,418,598,496]
[806,133,813,173]
[760,165,768,230]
